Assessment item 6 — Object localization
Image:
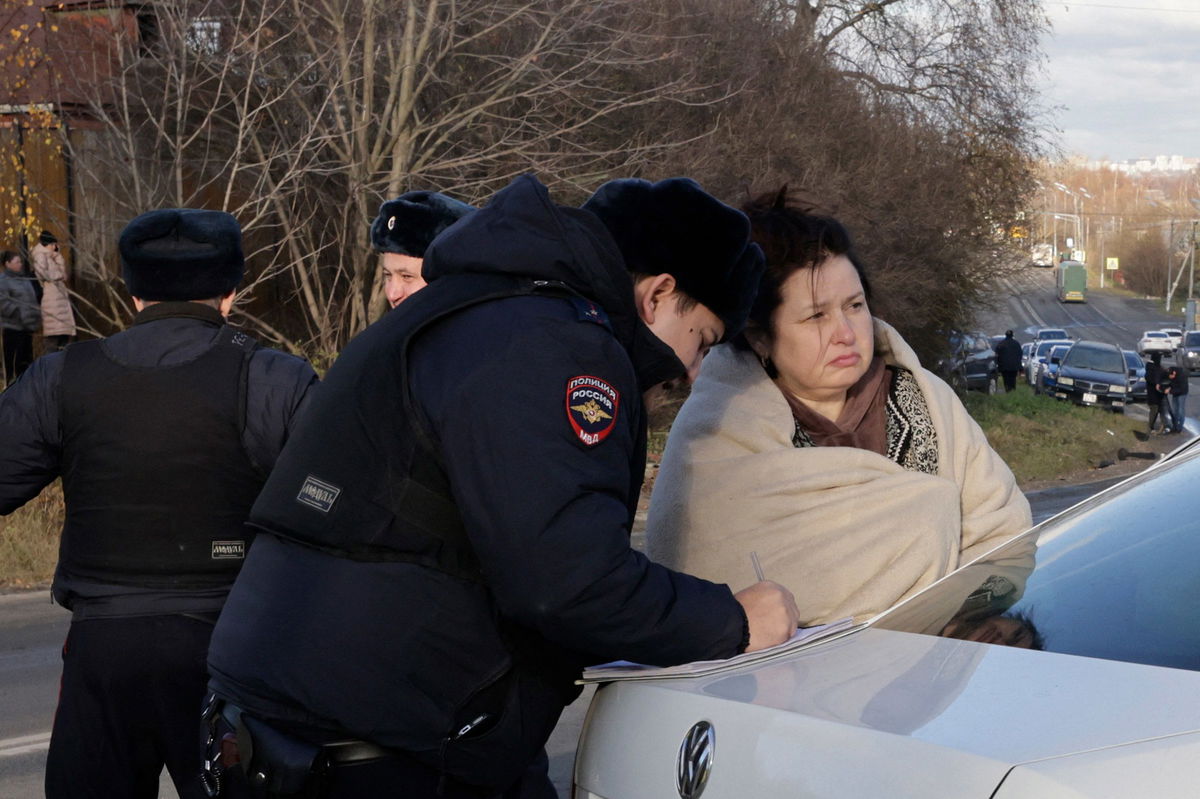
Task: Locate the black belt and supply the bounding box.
[216,701,393,766]
[202,694,395,797]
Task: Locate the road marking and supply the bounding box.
[0,731,51,758]
[1019,296,1044,327]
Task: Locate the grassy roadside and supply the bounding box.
[962,384,1152,485]
[0,481,63,590]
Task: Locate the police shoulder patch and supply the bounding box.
[566,375,620,447]
[569,296,611,330]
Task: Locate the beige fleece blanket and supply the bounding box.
[645,319,1032,626]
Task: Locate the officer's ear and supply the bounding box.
[217,290,237,319]
[632,273,678,327]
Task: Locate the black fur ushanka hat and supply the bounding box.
[119,209,244,301]
[582,177,764,340]
[370,191,475,257]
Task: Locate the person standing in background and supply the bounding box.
[993,330,1022,393]
[0,249,41,386]
[1162,363,1188,434]
[1144,351,1171,435]
[30,230,76,352]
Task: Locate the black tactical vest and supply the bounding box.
[248,274,569,579]
[58,326,265,588]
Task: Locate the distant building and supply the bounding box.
[1082,156,1198,175]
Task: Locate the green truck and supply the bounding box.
[1056,259,1087,302]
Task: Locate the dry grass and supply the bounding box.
[0,481,63,590]
[963,384,1147,485]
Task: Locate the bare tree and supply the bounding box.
[57,0,713,356]
[629,0,1048,361]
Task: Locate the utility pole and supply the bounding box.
[1186,222,1198,332]
[1167,218,1175,311]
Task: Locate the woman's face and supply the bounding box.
[758,254,874,404]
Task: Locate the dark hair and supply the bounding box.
[1003,610,1045,651]
[734,186,870,351]
[1,250,18,265]
[38,230,57,246]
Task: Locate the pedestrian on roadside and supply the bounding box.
[0,249,41,386]
[993,329,1022,392]
[202,175,799,798]
[1145,351,1171,434]
[0,210,318,799]
[1162,363,1188,434]
[30,230,76,353]
[372,191,474,309]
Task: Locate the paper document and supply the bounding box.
[578,617,859,684]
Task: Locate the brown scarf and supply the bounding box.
[782,356,892,455]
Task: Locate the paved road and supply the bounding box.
[987,265,1186,350]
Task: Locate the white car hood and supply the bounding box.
[577,629,1200,798]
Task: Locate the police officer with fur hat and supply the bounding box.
[371,191,474,308]
[0,209,317,799]
[203,176,798,798]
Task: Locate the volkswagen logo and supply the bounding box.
[676,720,715,799]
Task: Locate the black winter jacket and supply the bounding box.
[0,270,41,332]
[0,302,317,616]
[206,176,748,789]
[993,337,1022,372]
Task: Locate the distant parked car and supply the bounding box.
[1053,340,1129,413]
[1161,328,1183,349]
[1122,349,1147,403]
[1139,330,1173,357]
[1036,343,1072,396]
[1025,338,1072,385]
[938,331,998,394]
[1020,341,1034,374]
[1180,331,1200,372]
[1034,327,1070,343]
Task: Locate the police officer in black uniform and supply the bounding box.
[204,175,799,798]
[372,190,474,309]
[0,209,318,799]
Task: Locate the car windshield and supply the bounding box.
[1035,340,1064,357]
[874,443,1200,670]
[1123,350,1140,369]
[1144,332,1167,339]
[1063,344,1123,373]
[1186,332,1200,347]
[1038,329,1067,340]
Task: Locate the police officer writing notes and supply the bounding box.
[0,210,318,799]
[204,176,799,797]
[372,190,474,308]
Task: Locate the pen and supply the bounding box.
[750,550,765,582]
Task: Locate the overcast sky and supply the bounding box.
[1040,0,1200,161]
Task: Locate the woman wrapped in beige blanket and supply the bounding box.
[646,189,1032,627]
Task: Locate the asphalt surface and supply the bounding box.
[1,268,1193,797]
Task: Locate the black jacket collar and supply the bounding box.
[131,301,226,328]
